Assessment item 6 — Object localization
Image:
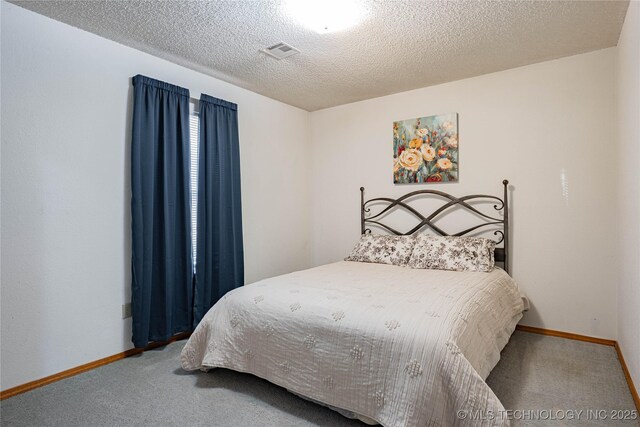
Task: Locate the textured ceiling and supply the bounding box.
[12,0,629,111]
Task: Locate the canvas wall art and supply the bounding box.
[393,113,458,183]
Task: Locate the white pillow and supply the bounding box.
[407,235,495,272]
[345,234,416,266]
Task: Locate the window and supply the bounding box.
[189,113,199,266]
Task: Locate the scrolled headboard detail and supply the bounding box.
[360,180,510,274]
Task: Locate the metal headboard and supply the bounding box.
[360,180,510,274]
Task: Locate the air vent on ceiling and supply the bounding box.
[261,42,300,60]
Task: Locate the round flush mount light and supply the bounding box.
[283,0,367,34]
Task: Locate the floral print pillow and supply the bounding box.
[345,235,416,266]
[408,235,495,272]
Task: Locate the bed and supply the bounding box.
[181,181,527,426]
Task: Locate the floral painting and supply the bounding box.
[393,113,458,183]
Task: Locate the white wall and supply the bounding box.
[0,1,311,391]
[616,0,640,390]
[309,49,618,340]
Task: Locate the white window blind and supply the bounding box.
[189,114,199,265]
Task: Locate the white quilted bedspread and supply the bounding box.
[181,261,525,427]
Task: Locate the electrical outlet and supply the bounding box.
[122,303,132,319]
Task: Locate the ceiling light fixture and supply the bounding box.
[283,0,366,34]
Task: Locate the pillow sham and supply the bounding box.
[407,234,495,272]
[345,234,416,266]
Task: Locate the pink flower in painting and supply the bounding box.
[416,128,429,137]
[421,145,436,162]
[437,158,453,170]
[398,149,423,171]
